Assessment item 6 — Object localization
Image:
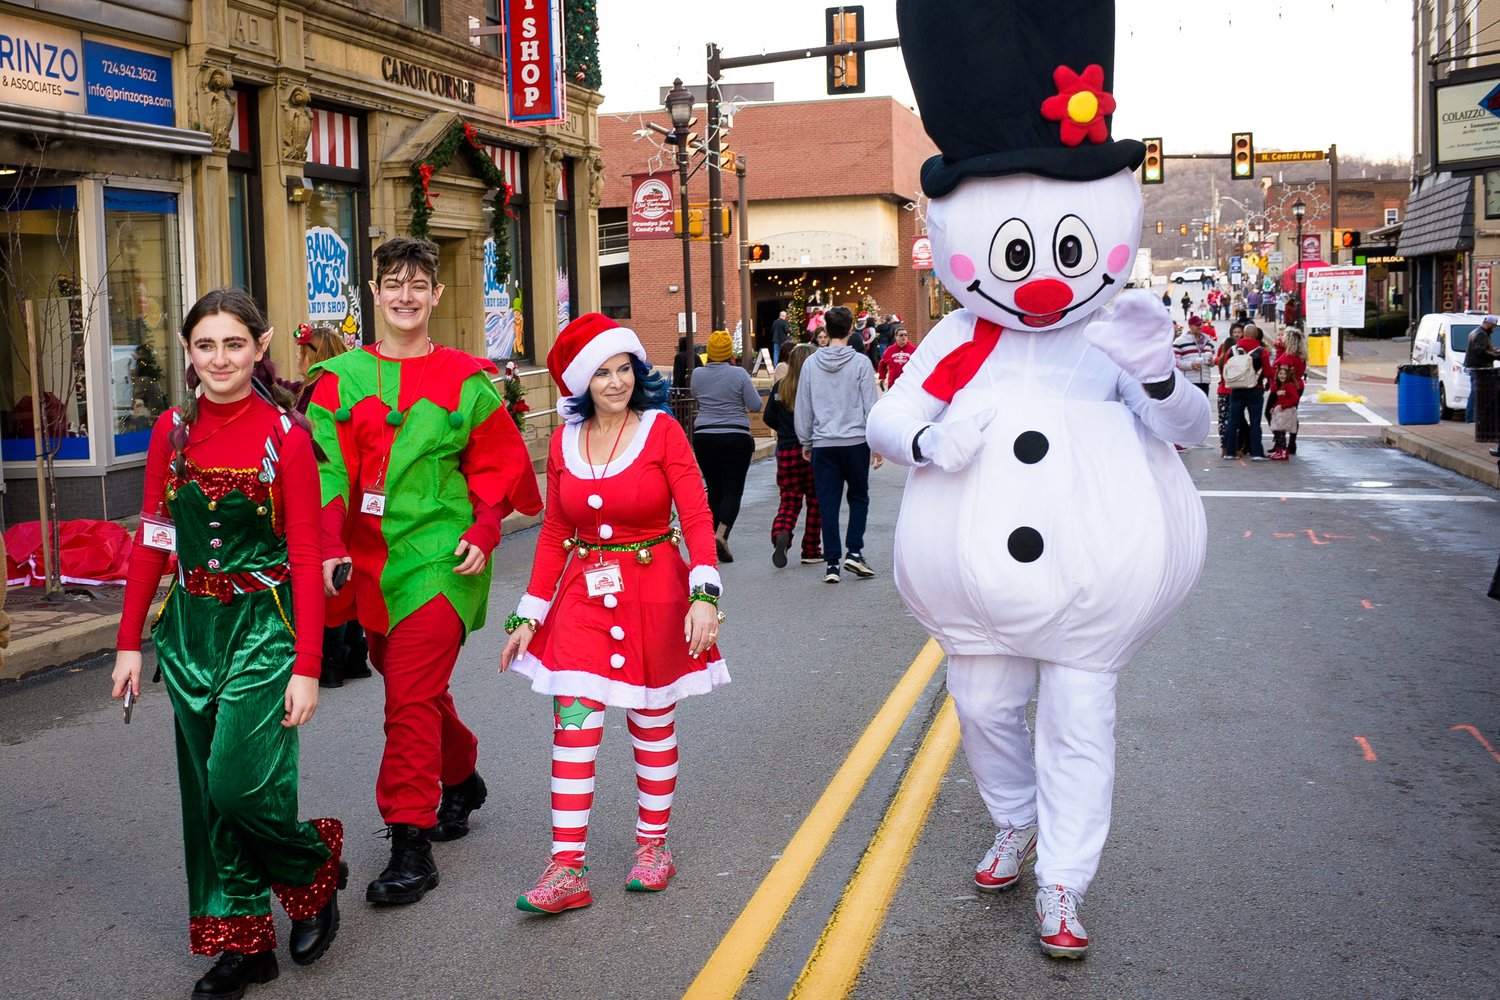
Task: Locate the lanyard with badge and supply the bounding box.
[361,343,431,517]
[581,415,631,599]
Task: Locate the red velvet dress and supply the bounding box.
[512,409,728,709]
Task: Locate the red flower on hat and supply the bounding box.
[1040,64,1115,147]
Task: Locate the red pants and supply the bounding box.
[366,596,477,827]
[772,446,822,559]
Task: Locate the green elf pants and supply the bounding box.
[155,585,333,955]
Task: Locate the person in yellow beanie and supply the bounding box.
[689,331,762,562]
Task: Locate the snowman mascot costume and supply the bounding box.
[869,0,1211,958]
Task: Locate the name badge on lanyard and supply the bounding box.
[584,559,624,598]
[140,513,177,552]
[360,484,387,517]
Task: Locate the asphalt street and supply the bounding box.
[2,394,1498,1000]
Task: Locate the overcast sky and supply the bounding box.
[597,0,1413,164]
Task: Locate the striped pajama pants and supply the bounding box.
[550,697,679,867]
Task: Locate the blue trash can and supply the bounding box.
[1396,364,1440,425]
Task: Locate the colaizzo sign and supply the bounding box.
[504,0,565,125]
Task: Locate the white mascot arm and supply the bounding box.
[868,314,976,469]
[1087,290,1212,448]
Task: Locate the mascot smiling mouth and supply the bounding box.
[967,274,1116,328]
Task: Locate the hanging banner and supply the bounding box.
[504,0,566,126]
[629,172,676,240]
[911,235,934,270]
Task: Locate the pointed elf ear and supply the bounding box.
[257,327,274,361]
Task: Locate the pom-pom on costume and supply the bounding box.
[868,0,1212,958]
[509,314,727,912]
[308,344,541,833]
[117,395,343,956]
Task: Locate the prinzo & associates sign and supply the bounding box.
[504,0,565,126]
[1432,66,1500,174]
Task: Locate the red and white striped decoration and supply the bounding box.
[229,90,252,154]
[306,109,361,169]
[487,145,525,195]
[557,163,569,202]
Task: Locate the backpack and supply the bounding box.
[1223,345,1259,389]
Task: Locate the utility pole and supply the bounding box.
[706,44,727,337]
[737,155,753,372]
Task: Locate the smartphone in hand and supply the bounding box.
[331,561,352,591]
[123,686,135,725]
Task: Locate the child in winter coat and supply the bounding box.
[1267,361,1301,460]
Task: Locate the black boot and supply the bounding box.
[318,627,345,689]
[365,824,439,905]
[288,861,347,966]
[191,950,278,1000]
[341,621,372,680]
[429,771,487,842]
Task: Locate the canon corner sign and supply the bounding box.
[504,0,565,126]
[1433,67,1500,173]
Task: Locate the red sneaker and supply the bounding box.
[1035,885,1089,959]
[517,861,592,914]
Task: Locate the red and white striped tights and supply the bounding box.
[550,697,678,868]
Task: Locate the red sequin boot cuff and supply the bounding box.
[189,914,276,956]
[274,817,345,920]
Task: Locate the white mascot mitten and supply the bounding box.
[865,0,1214,961]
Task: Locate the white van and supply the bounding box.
[1410,312,1498,417]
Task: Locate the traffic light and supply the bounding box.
[1341,230,1361,249]
[747,243,771,263]
[1155,220,1164,235]
[1142,137,1164,185]
[1202,223,1211,236]
[1231,132,1254,179]
[1179,223,1188,236]
[676,207,732,239]
[827,6,866,94]
[719,149,739,174]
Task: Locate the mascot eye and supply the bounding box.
[1053,215,1098,278]
[988,218,1035,282]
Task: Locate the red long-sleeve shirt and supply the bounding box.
[116,395,326,677]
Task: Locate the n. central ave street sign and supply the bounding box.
[1254,150,1327,164]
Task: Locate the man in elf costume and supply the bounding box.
[309,236,542,904]
[870,0,1211,958]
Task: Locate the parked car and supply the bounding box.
[1170,265,1214,284]
[1410,311,1499,418]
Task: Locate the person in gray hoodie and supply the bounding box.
[795,306,882,583]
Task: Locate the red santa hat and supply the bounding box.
[547,313,648,397]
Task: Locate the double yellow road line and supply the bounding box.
[683,639,962,1000]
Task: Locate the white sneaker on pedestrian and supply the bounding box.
[823,566,840,583]
[1035,884,1089,959]
[842,553,874,578]
[973,824,1037,892]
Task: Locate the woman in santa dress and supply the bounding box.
[501,313,727,915]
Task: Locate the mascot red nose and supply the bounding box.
[867,0,1213,960]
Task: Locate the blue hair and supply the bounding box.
[563,356,670,422]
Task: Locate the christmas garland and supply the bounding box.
[500,360,531,430]
[408,121,514,284]
[565,0,601,90]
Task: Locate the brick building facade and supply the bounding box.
[597,97,940,364]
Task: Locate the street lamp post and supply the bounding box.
[665,79,696,350]
[1293,198,1306,320]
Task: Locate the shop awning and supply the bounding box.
[1394,174,1474,258]
[0,105,212,158]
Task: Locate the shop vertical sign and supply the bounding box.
[629,172,676,240]
[504,0,565,126]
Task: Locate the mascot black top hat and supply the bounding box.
[897,0,1146,197]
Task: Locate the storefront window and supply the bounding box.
[228,171,254,296]
[1,185,90,462]
[484,208,530,361]
[105,188,185,456]
[305,182,365,345]
[555,208,575,330]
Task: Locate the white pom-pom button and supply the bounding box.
[603,594,618,608]
[599,524,614,539]
[588,494,603,509]
[610,653,626,669]
[610,625,625,640]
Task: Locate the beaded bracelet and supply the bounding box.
[688,592,718,607]
[504,613,541,634]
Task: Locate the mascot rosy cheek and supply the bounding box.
[867,0,1213,961]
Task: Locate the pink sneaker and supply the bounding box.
[517,861,592,914]
[625,838,675,892]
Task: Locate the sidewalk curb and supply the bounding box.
[2,439,780,684]
[1381,426,1500,489]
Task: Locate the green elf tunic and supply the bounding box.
[307,345,542,636]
